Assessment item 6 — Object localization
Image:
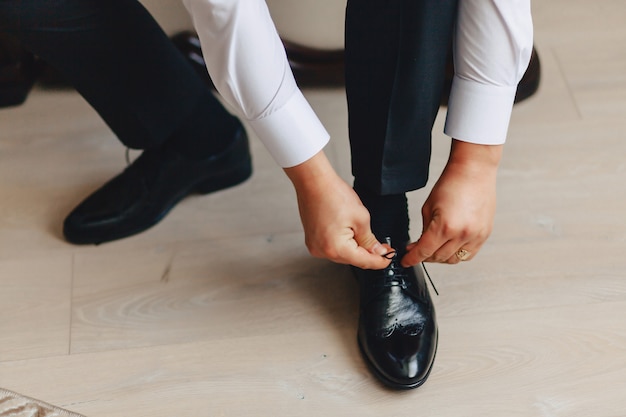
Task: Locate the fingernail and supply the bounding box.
[371,243,387,256]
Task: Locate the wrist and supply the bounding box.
[447,139,503,176]
[284,151,340,194]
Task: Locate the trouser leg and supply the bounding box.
[0,0,236,151]
[345,0,458,195]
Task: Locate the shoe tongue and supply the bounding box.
[383,237,409,259]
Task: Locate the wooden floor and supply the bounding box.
[1,1,626,416]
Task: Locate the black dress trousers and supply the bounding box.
[345,0,458,195]
[0,0,232,150]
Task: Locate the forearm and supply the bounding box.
[182,0,329,167]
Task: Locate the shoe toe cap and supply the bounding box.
[359,319,437,389]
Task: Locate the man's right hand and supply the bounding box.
[284,151,391,269]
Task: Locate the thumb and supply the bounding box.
[354,229,389,256]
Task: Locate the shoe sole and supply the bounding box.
[357,331,438,390]
[0,81,34,108]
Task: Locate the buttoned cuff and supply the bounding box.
[248,90,330,168]
[444,76,517,145]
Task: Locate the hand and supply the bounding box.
[285,151,391,269]
[401,140,503,267]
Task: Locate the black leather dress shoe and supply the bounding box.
[63,125,252,244]
[354,251,437,389]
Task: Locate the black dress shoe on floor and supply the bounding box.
[63,125,252,244]
[354,250,438,389]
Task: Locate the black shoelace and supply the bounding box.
[382,238,439,296]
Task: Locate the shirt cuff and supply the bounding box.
[443,76,518,145]
[248,90,330,168]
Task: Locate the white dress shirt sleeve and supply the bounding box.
[444,0,534,144]
[182,0,330,168]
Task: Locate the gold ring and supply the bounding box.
[455,249,471,261]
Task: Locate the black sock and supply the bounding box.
[354,182,410,254]
[165,94,241,159]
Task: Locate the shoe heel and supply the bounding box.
[194,158,252,194]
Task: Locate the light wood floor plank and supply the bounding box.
[0,256,72,361]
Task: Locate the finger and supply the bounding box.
[401,231,447,267]
[399,213,445,266]
[406,241,418,252]
[355,230,389,256]
[447,241,485,264]
[340,244,392,269]
[401,240,447,267]
[425,239,467,264]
